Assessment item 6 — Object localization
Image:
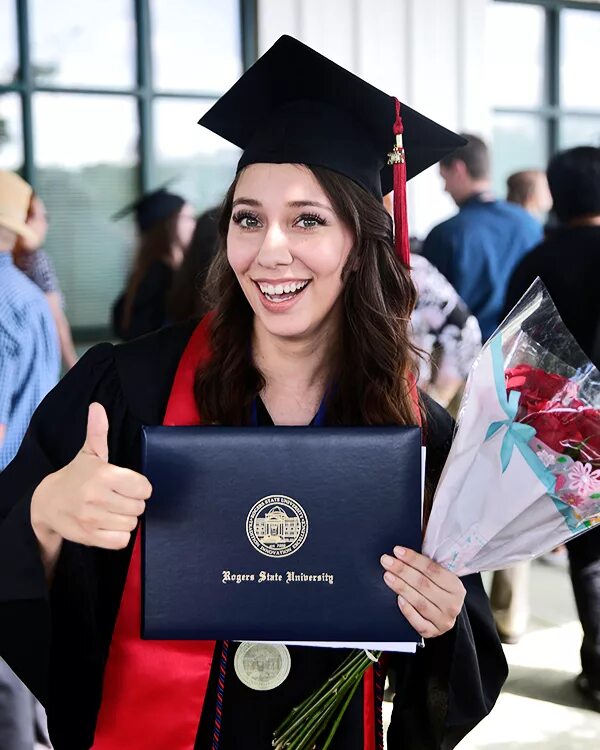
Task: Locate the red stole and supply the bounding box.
[91,317,214,750]
[90,314,408,749]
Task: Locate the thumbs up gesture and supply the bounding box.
[31,402,152,550]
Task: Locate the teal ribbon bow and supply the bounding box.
[484,336,556,495]
[485,389,536,471]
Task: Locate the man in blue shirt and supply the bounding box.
[0,172,60,470]
[422,134,542,341]
[0,169,59,749]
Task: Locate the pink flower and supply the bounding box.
[567,462,600,496]
[564,494,588,509]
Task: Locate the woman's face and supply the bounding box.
[227,163,354,340]
[175,203,197,250]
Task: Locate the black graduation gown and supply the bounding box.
[111,260,174,341]
[0,321,507,750]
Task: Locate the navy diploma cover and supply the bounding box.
[141,426,422,643]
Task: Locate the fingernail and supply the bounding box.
[384,571,396,585]
[398,595,405,606]
[381,554,394,569]
[394,546,406,557]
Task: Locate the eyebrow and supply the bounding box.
[232,198,333,211]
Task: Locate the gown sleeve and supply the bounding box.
[0,343,132,705]
[387,394,509,750]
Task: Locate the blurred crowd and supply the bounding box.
[1,134,600,747]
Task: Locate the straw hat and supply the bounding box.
[0,171,37,244]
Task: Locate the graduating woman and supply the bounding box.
[0,36,507,750]
[112,188,197,341]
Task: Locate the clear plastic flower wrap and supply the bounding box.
[423,278,600,576]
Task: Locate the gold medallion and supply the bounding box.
[234,642,291,691]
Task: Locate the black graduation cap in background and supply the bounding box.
[198,35,465,264]
[112,187,185,233]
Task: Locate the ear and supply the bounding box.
[452,159,469,179]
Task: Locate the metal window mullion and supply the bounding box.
[16,0,34,184]
[2,83,222,99]
[136,0,153,192]
[547,5,560,155]
[240,0,258,70]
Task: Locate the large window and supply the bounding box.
[489,0,600,194]
[0,0,256,338]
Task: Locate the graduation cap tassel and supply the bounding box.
[388,97,410,266]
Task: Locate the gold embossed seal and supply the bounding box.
[246,495,308,558]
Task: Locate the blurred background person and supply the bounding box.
[422,134,542,341]
[410,246,482,410]
[504,145,600,710]
[383,194,482,409]
[506,169,553,222]
[0,170,57,749]
[167,205,220,323]
[112,188,196,340]
[13,194,78,371]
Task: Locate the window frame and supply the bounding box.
[0,0,257,340]
[493,0,600,157]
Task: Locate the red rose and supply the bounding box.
[572,410,600,461]
[505,365,577,418]
[526,411,583,453]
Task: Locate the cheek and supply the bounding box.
[308,230,353,280]
[226,229,258,275]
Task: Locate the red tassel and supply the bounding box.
[388,98,410,266]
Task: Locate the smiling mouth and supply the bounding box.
[254,280,311,303]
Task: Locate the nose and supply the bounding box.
[256,223,293,268]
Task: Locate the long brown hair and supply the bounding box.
[195,165,421,429]
[121,211,181,333]
[167,207,220,322]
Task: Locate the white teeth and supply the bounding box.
[257,280,310,296]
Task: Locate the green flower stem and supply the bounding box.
[320,677,363,750]
[273,651,366,738]
[278,659,362,742]
[282,691,341,750]
[274,687,340,748]
[297,673,364,750]
[273,649,381,750]
[287,680,357,750]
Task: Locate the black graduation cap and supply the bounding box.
[198,35,465,199]
[198,35,464,264]
[112,188,185,233]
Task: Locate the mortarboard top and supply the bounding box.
[112,187,185,233]
[198,35,466,202]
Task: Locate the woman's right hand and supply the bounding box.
[31,402,152,551]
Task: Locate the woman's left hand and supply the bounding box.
[380,546,466,638]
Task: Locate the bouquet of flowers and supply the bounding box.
[275,278,600,748]
[423,277,600,574]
